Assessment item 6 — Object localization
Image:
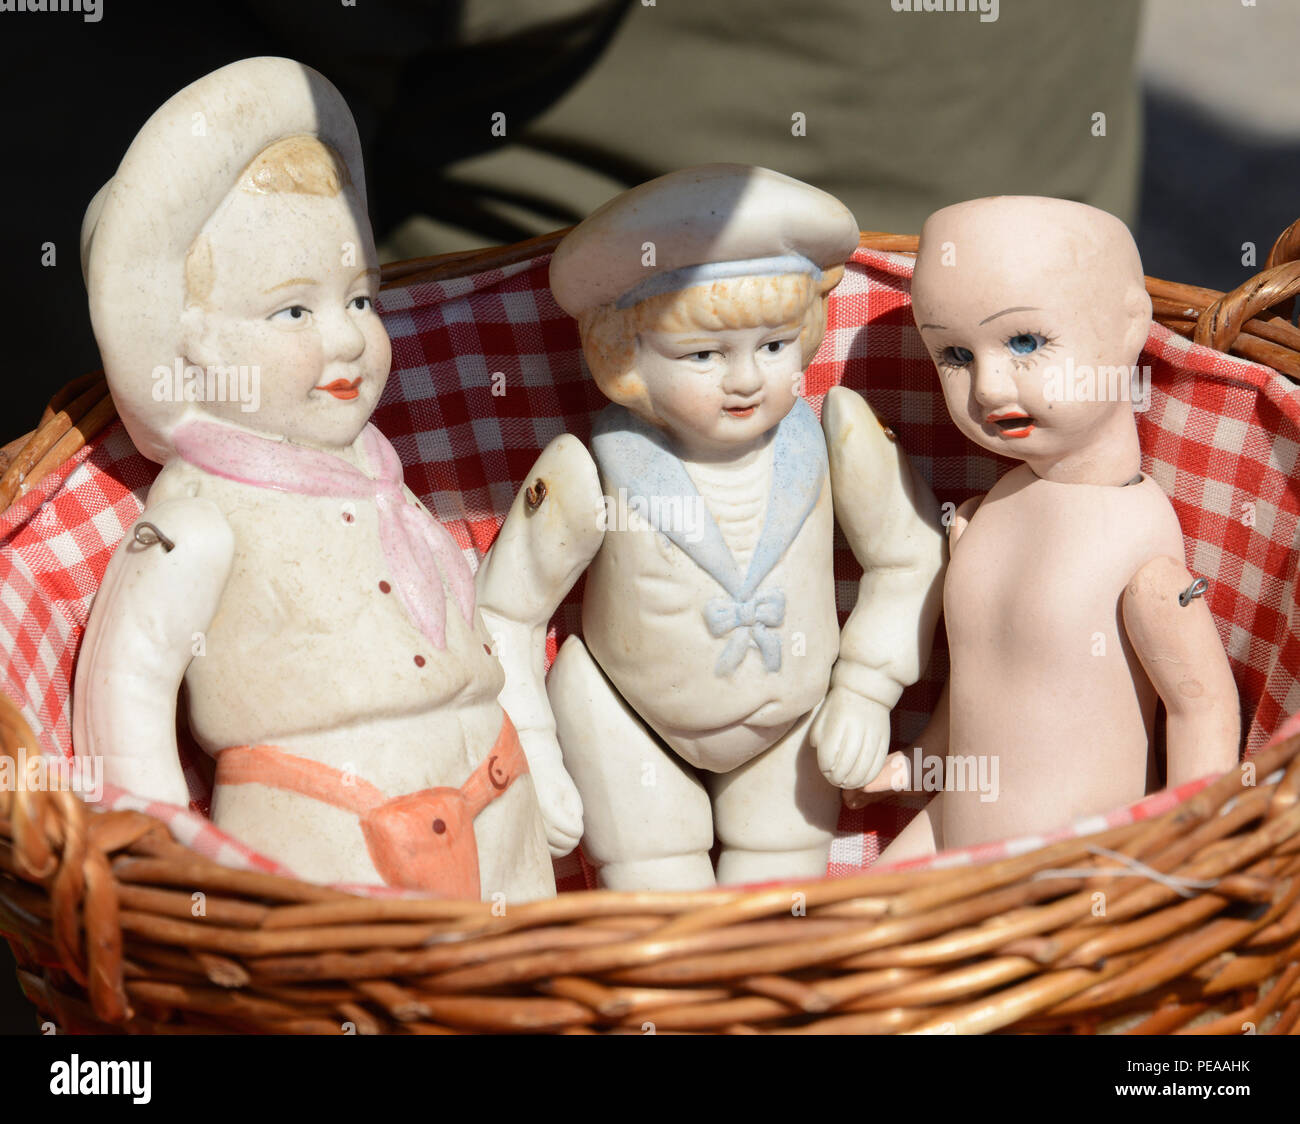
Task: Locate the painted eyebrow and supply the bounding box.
[978,306,1041,326]
[918,323,947,331]
[262,277,318,294]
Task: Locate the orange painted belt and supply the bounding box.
[215,714,528,899]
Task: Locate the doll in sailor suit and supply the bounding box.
[73,58,555,901]
[477,165,947,890]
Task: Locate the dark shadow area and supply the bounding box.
[0,1,628,439]
[0,944,32,1033]
[1136,86,1300,293]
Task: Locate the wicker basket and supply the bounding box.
[2,227,1300,1036]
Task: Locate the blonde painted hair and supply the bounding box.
[579,266,844,421]
[185,136,352,305]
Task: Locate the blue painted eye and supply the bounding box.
[1007,333,1046,355]
[942,346,974,366]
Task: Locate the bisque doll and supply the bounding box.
[477,164,947,890]
[857,196,1240,862]
[73,58,555,900]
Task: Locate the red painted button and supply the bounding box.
[414,655,425,668]
[379,581,391,594]
[432,818,446,835]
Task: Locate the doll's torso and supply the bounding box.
[582,405,840,772]
[149,457,505,765]
[941,463,1188,848]
[146,451,552,898]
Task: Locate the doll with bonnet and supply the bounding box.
[74,57,557,900]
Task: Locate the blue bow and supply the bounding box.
[704,590,786,675]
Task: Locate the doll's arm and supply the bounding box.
[1122,555,1241,788]
[812,387,947,787]
[476,435,606,855]
[822,386,947,705]
[73,497,234,806]
[842,496,977,802]
[841,493,980,803]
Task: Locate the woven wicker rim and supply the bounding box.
[2,696,1299,1034]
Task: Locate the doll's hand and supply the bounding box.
[811,687,893,790]
[520,731,585,857]
[843,752,911,809]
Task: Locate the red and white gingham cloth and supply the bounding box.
[2,247,1298,895]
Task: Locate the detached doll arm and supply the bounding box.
[1122,555,1241,787]
[73,497,234,806]
[813,387,947,788]
[476,435,606,854]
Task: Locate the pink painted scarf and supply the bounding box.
[173,421,475,650]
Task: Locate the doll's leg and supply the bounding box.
[707,710,841,886]
[876,795,944,865]
[548,635,716,891]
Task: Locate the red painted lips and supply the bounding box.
[986,410,1035,438]
[316,377,362,401]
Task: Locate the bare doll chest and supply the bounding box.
[945,473,1186,669]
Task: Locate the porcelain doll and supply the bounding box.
[476,164,947,890]
[72,58,555,900]
[854,195,1241,862]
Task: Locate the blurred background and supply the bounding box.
[1,0,1298,1031]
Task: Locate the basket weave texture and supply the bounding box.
[1,231,1300,1033]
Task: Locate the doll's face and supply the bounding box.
[181,186,390,449]
[912,293,1096,459]
[634,320,805,457]
[911,209,1150,465]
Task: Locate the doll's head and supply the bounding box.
[577,266,841,453]
[550,164,858,456]
[177,135,389,449]
[83,58,381,464]
[911,196,1151,480]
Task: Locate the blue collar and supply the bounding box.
[590,398,827,600]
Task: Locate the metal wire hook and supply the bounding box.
[133,521,175,553]
[1178,577,1209,607]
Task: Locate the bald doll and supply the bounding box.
[858,196,1240,863]
[477,164,946,890]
